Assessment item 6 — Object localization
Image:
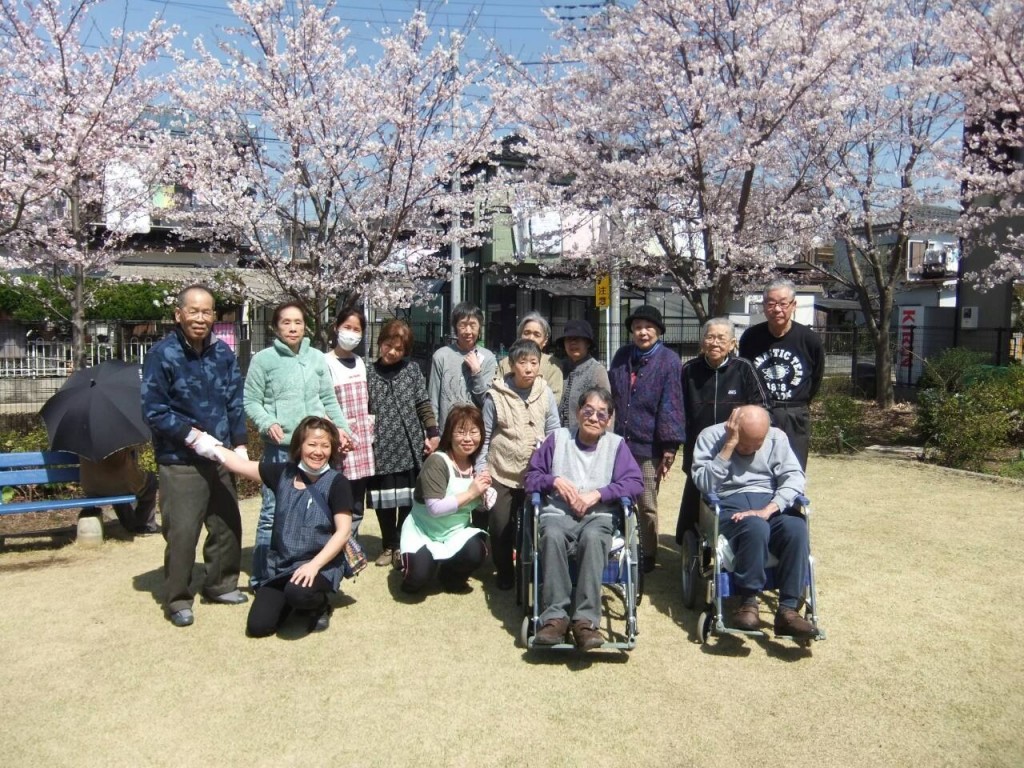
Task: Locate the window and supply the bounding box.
[906,240,926,277]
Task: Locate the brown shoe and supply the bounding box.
[571,620,605,652]
[731,602,761,631]
[774,607,817,637]
[375,548,395,567]
[534,618,569,646]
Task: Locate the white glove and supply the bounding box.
[233,445,249,461]
[186,429,224,462]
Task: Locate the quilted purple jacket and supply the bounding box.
[608,342,686,460]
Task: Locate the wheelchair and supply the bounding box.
[680,492,825,645]
[517,492,642,651]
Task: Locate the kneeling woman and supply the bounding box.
[197,416,353,636]
[400,405,491,594]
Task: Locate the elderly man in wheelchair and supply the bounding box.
[691,405,817,638]
[523,387,644,651]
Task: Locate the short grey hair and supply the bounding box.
[177,284,215,309]
[700,316,735,340]
[517,311,551,343]
[577,386,614,416]
[763,278,797,302]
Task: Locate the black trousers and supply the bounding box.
[490,482,526,584]
[771,403,811,470]
[401,533,488,593]
[675,449,700,544]
[246,572,331,637]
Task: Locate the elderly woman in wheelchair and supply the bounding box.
[523,387,644,651]
[691,405,818,639]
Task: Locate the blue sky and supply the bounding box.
[83,0,613,66]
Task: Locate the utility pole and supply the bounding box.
[451,173,462,313]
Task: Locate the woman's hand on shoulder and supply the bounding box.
[423,435,440,455]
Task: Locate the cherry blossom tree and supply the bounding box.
[496,0,865,322]
[0,0,175,369]
[944,0,1024,289]
[171,0,500,347]
[806,0,963,407]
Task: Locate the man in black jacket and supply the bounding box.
[739,279,824,470]
[676,318,769,542]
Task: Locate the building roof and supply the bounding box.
[868,205,959,229]
[104,264,284,302]
[815,297,863,311]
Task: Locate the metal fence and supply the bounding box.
[0,317,1018,415]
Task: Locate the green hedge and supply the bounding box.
[916,349,1024,471]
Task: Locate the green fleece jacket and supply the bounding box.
[244,337,349,446]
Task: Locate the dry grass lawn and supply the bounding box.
[0,456,1022,767]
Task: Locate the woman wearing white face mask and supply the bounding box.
[325,307,375,539]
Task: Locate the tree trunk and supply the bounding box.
[72,263,87,371]
[873,299,894,409]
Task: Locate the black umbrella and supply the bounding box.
[40,359,151,461]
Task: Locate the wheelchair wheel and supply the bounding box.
[634,539,644,605]
[680,528,702,609]
[519,616,531,649]
[697,610,712,644]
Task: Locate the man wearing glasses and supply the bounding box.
[739,279,824,469]
[142,285,249,628]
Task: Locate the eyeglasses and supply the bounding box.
[703,334,732,343]
[764,300,793,310]
[580,406,610,424]
[180,308,215,319]
[453,429,481,439]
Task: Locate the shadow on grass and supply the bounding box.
[640,533,694,644]
[520,646,631,667]
[271,592,358,642]
[131,545,258,605]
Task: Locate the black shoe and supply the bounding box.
[642,555,656,574]
[201,589,248,605]
[496,573,515,591]
[133,523,161,535]
[168,608,194,627]
[309,604,333,633]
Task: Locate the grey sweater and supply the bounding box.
[691,424,805,512]
[428,343,497,430]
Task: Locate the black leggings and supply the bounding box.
[246,572,331,637]
[376,506,411,551]
[401,534,488,593]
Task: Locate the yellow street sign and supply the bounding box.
[595,273,611,308]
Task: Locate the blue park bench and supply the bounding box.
[0,451,138,545]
